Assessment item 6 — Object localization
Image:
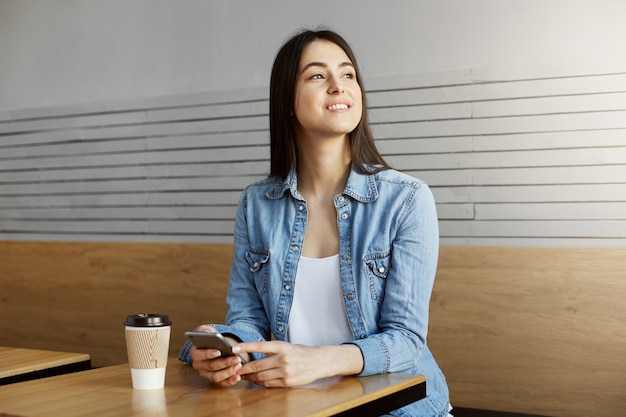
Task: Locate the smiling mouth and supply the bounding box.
[327,103,350,110]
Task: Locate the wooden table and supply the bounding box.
[0,357,425,417]
[0,346,91,385]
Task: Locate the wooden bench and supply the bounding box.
[1,241,624,417]
[430,246,626,417]
[1,241,232,367]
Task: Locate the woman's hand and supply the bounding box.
[234,341,363,388]
[189,325,245,387]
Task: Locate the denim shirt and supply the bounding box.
[179,166,450,417]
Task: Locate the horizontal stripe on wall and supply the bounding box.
[1,67,625,247]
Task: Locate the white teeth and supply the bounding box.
[328,103,349,110]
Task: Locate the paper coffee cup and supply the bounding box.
[124,313,172,390]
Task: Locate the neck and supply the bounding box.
[296,135,351,199]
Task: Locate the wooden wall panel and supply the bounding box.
[1,67,625,246]
[430,246,626,417]
[0,241,234,367]
[2,241,624,416]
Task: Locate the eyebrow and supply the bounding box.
[300,61,355,74]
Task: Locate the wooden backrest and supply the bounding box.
[429,246,626,417]
[1,241,624,416]
[1,241,232,367]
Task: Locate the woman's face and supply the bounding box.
[292,39,362,142]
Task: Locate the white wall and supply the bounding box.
[1,0,625,247]
[1,0,625,111]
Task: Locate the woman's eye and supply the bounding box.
[343,72,355,79]
[310,73,324,80]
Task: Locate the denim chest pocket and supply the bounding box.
[363,251,391,302]
[245,248,270,295]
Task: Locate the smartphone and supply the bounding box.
[185,331,248,363]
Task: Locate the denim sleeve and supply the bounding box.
[223,189,273,339]
[349,182,440,376]
[178,189,270,365]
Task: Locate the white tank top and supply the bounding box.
[287,254,353,346]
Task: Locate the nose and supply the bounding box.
[328,75,345,94]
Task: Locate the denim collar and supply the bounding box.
[266,165,379,203]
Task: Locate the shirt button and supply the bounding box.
[378,266,385,273]
[284,284,291,290]
[292,245,299,252]
[338,196,345,202]
[360,334,366,339]
[278,325,284,332]
[298,205,305,211]
[342,253,349,260]
[347,293,354,299]
[253,262,260,268]
[341,213,349,220]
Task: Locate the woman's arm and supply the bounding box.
[350,181,439,376]
[233,340,363,387]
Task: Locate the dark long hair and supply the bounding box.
[269,28,391,179]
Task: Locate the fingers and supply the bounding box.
[240,364,284,387]
[236,346,291,385]
[234,341,292,376]
[196,359,243,386]
[191,339,304,387]
[191,347,242,368]
[233,340,289,356]
[196,324,218,333]
[215,373,242,387]
[200,361,243,386]
[191,345,245,386]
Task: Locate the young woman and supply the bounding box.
[180,29,451,417]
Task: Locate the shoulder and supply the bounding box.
[238,176,289,204]
[373,169,429,190]
[372,169,435,208]
[241,176,282,194]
